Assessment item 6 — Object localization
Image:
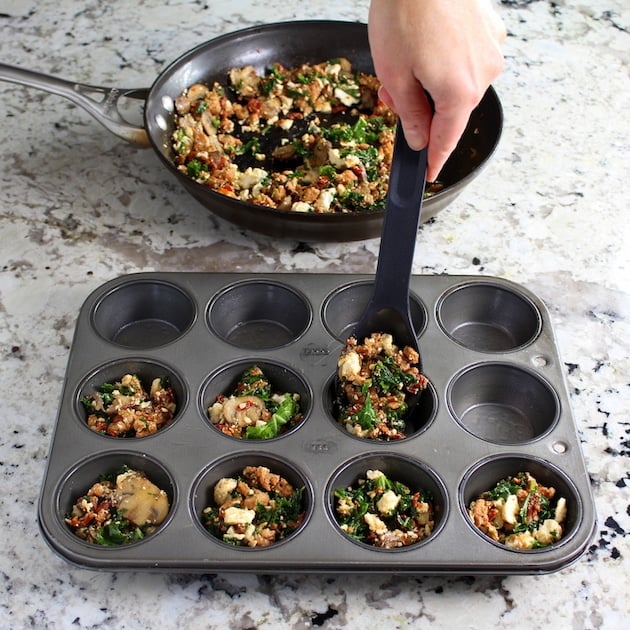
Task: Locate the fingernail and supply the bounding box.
[404,129,428,151]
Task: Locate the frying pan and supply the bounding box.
[0,21,503,242]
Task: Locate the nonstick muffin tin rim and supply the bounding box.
[38,272,596,574]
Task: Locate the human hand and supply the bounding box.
[368,0,506,182]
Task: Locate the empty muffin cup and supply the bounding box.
[322,281,427,342]
[326,453,447,550]
[76,358,187,438]
[191,453,313,549]
[200,360,311,440]
[447,362,559,444]
[460,454,582,551]
[207,280,311,349]
[92,280,196,348]
[57,451,176,547]
[437,281,541,352]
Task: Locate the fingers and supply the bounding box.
[382,83,465,182]
[486,0,508,43]
[425,105,474,182]
[379,85,432,151]
[368,0,506,182]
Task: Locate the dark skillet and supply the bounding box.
[0,21,503,242]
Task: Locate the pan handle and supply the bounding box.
[0,63,151,147]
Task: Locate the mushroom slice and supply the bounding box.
[115,469,170,527]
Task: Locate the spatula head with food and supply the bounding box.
[335,125,429,440]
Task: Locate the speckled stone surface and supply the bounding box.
[0,1,628,628]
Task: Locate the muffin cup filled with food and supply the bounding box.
[200,361,310,440]
[59,452,175,547]
[460,455,582,552]
[76,359,186,438]
[334,332,430,441]
[326,454,447,550]
[191,454,312,549]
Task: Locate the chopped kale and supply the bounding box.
[245,393,299,440]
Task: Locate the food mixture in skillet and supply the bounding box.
[334,469,435,548]
[65,466,170,545]
[468,471,568,549]
[172,59,442,214]
[208,365,302,439]
[202,465,305,547]
[336,332,428,440]
[80,373,176,437]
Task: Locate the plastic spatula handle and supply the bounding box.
[352,125,428,358]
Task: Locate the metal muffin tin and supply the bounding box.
[38,272,596,574]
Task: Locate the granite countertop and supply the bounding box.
[1,0,628,628]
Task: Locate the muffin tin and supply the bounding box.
[38,272,596,574]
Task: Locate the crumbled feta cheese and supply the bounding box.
[325,62,341,77]
[337,350,361,380]
[505,530,537,549]
[291,201,312,213]
[501,494,519,525]
[223,506,256,525]
[279,95,293,113]
[238,167,268,189]
[334,87,359,107]
[208,401,224,424]
[554,497,567,524]
[376,490,400,515]
[364,512,388,535]
[328,148,345,169]
[534,519,562,545]
[380,334,395,355]
[213,477,237,505]
[314,188,336,213]
[278,118,294,131]
[366,470,386,481]
[224,526,245,542]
